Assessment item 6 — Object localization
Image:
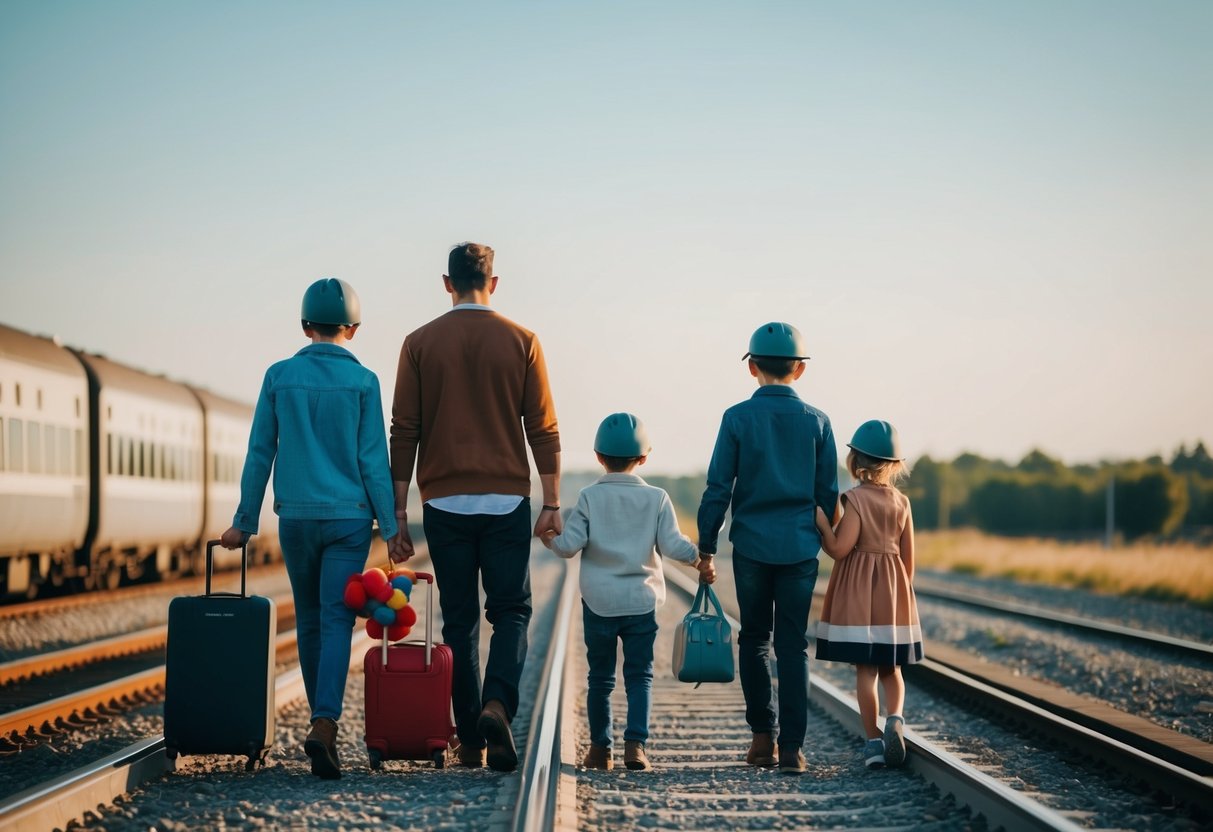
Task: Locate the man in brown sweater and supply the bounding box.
[389,242,562,772]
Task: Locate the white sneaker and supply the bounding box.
[864,738,886,769]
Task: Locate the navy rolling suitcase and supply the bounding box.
[164,540,276,770]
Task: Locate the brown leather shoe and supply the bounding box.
[746,732,777,767]
[624,740,651,771]
[477,700,518,772]
[304,717,341,779]
[582,743,612,770]
[779,747,806,775]
[452,737,486,768]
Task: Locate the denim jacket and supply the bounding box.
[233,343,398,540]
[697,385,839,564]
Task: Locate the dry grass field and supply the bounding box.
[916,530,1213,609]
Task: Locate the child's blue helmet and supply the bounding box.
[302,278,361,326]
[594,412,652,458]
[847,420,904,461]
[742,322,810,361]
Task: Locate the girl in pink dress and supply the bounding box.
[815,420,922,769]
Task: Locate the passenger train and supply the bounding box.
[0,322,278,599]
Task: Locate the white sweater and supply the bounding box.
[546,473,698,617]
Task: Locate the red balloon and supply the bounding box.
[366,619,384,639]
[343,582,368,612]
[386,623,410,642]
[361,568,389,594]
[397,604,418,628]
[373,583,394,604]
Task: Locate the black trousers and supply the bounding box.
[423,499,532,747]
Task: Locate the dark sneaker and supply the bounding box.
[477,700,518,772]
[304,717,341,779]
[864,738,886,770]
[883,715,906,767]
[746,732,777,767]
[582,743,612,770]
[778,748,806,775]
[624,741,651,771]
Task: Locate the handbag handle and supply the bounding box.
[692,582,727,620]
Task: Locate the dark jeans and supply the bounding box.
[423,500,532,748]
[733,552,819,750]
[583,603,657,748]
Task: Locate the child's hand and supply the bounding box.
[696,556,716,584]
[814,506,832,533]
[540,529,558,546]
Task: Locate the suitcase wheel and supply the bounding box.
[368,748,383,771]
[165,746,178,762]
[432,749,446,769]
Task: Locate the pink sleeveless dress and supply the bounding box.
[815,483,923,665]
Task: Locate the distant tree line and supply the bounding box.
[646,441,1213,542]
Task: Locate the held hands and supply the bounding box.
[695,555,716,584]
[388,516,414,564]
[814,506,833,534]
[539,528,559,548]
[533,507,563,540]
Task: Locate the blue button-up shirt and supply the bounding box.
[233,343,398,540]
[697,385,839,564]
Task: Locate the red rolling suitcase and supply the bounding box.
[364,571,455,769]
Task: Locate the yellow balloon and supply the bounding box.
[387,588,408,610]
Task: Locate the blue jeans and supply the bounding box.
[423,500,532,748]
[583,603,657,748]
[279,518,371,722]
[733,552,819,750]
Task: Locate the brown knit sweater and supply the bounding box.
[390,308,560,501]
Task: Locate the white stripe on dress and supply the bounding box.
[815,622,923,643]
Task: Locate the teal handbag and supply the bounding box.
[672,583,735,686]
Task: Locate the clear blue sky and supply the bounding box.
[2,1,1210,474]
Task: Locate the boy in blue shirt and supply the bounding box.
[221,278,398,780]
[696,322,839,775]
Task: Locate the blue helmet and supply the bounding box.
[847,420,903,461]
[301,278,361,326]
[742,322,810,361]
[594,412,652,458]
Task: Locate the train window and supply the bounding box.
[149,444,157,479]
[76,397,81,418]
[14,384,20,407]
[116,436,125,476]
[37,389,43,410]
[44,424,57,474]
[127,437,135,478]
[76,429,84,477]
[9,419,23,473]
[107,433,114,475]
[0,418,5,471]
[138,441,145,478]
[28,423,42,474]
[59,427,71,476]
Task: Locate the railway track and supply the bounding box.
[4,544,1211,831]
[0,593,297,758]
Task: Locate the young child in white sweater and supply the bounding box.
[541,412,715,771]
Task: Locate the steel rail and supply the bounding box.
[0,630,374,832]
[663,567,1085,832]
[511,557,577,832]
[914,578,1213,661]
[0,597,295,686]
[0,629,300,742]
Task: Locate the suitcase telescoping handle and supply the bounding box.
[381,571,435,669]
[204,539,248,599]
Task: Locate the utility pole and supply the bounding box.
[1105,476,1115,549]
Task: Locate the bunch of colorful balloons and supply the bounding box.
[343,566,418,641]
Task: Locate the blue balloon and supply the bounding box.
[391,576,413,597]
[373,606,397,626]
